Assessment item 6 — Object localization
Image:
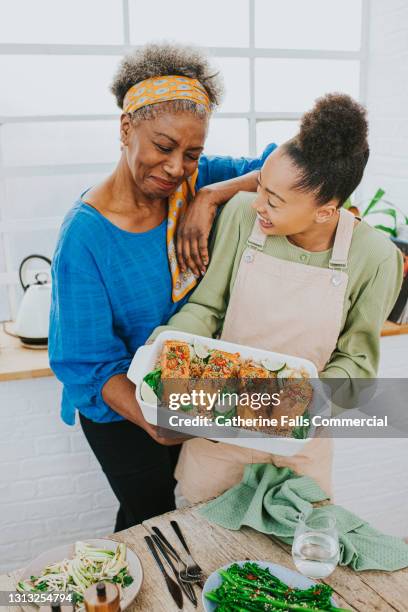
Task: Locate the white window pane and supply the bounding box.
[2,121,120,166]
[255,0,362,51]
[255,59,360,112]
[0,56,120,116]
[205,119,249,156]
[3,173,108,220]
[0,0,123,44]
[8,229,59,274]
[215,58,250,112]
[129,0,249,47]
[256,121,300,155]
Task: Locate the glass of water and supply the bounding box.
[292,511,340,579]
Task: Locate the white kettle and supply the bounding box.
[14,255,52,347]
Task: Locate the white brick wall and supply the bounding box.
[0,377,117,574]
[360,0,408,216]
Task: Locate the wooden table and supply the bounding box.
[381,321,408,337]
[0,326,52,382]
[1,505,408,612]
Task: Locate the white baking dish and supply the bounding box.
[127,331,325,456]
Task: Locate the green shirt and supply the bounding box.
[151,192,403,377]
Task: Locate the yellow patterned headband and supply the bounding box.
[123,75,211,114]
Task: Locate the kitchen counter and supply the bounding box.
[1,503,408,611]
[0,326,53,382]
[0,321,407,383]
[381,320,408,336]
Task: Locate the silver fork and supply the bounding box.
[151,526,204,587]
[151,527,189,574]
[151,534,197,607]
[170,520,203,579]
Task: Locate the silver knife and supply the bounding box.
[151,527,205,590]
[144,535,183,609]
[152,534,197,607]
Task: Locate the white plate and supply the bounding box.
[18,539,143,611]
[127,331,326,456]
[202,560,339,610]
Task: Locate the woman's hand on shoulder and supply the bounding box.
[176,170,260,276]
[176,186,219,277]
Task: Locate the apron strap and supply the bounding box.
[329,207,355,270]
[247,217,267,251]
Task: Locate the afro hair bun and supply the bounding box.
[297,93,368,164]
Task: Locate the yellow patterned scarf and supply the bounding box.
[124,75,211,302]
[167,170,199,301]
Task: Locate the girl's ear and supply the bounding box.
[315,201,338,224]
[120,113,131,147]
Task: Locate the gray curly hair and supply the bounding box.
[111,42,223,122]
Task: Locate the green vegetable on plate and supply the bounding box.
[205,562,351,611]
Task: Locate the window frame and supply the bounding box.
[0,0,369,319]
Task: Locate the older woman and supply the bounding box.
[49,43,274,530]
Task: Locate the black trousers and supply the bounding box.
[79,413,181,532]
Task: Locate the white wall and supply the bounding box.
[0,377,117,574]
[360,0,408,217]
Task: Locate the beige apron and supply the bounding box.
[175,208,356,504]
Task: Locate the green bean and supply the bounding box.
[205,592,222,603]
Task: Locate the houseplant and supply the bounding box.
[346,188,408,238]
[345,189,408,323]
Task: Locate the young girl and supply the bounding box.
[150,93,403,505]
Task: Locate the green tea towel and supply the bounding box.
[199,464,408,571]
